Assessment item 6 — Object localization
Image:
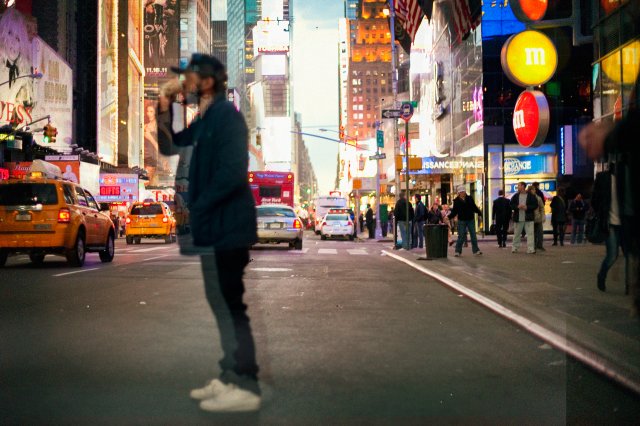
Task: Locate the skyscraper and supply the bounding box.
[227,0,261,90]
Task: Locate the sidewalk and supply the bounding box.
[365,233,640,394]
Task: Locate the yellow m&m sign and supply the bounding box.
[501,30,558,87]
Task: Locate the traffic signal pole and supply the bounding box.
[388,0,400,247]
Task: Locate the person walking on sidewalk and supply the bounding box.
[569,194,588,244]
[394,191,414,249]
[365,204,375,239]
[492,190,512,248]
[531,185,546,251]
[550,188,567,246]
[157,54,261,412]
[413,194,427,249]
[510,182,538,254]
[449,186,483,257]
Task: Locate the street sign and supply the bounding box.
[369,153,386,160]
[376,130,384,148]
[381,109,402,119]
[400,102,414,122]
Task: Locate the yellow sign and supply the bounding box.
[501,30,558,87]
[352,178,362,190]
[601,40,640,85]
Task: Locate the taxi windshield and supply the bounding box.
[130,204,163,215]
[0,183,59,205]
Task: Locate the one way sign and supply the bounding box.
[381,109,402,119]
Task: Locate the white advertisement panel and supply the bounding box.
[97,0,118,166]
[253,20,290,55]
[261,55,287,76]
[31,38,73,149]
[262,116,292,167]
[262,0,284,19]
[79,161,101,196]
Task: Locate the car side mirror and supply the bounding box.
[99,203,111,212]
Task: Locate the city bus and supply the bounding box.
[248,171,295,207]
[312,192,348,234]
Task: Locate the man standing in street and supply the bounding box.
[157,54,261,412]
[510,182,538,254]
[365,204,375,239]
[492,190,512,248]
[412,194,427,249]
[550,188,567,246]
[569,193,588,244]
[448,186,483,257]
[394,191,414,249]
[531,185,546,252]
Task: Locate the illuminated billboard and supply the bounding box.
[97,173,139,202]
[143,0,180,80]
[97,0,118,165]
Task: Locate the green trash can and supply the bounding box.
[424,224,448,259]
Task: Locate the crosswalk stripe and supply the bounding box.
[347,249,368,255]
[318,248,338,255]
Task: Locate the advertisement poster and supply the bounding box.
[97,173,139,203]
[97,0,118,166]
[144,0,180,84]
[32,38,73,149]
[4,161,32,179]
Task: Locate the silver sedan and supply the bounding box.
[256,204,304,250]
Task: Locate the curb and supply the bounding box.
[381,249,640,396]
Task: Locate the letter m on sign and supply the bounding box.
[525,48,546,65]
[513,110,525,130]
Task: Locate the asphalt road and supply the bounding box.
[1,232,638,425]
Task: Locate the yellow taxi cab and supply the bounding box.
[125,201,176,244]
[0,161,116,267]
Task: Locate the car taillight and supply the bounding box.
[321,222,326,227]
[293,219,301,229]
[126,217,131,224]
[162,216,169,223]
[58,208,71,223]
[347,221,353,226]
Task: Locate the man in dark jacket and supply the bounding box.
[569,194,588,244]
[394,191,414,249]
[365,204,375,239]
[550,188,567,246]
[412,194,427,248]
[510,181,538,254]
[492,190,512,248]
[157,54,261,412]
[449,185,482,256]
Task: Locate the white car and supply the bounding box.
[256,204,303,250]
[320,213,354,241]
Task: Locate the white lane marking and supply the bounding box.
[53,268,99,277]
[347,249,368,255]
[129,247,171,253]
[318,248,337,255]
[251,267,292,272]
[143,255,170,261]
[381,249,640,396]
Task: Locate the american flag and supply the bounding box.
[451,0,482,44]
[391,0,433,54]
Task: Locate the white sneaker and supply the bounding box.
[199,386,261,412]
[190,378,231,400]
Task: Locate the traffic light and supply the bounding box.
[339,126,345,140]
[42,124,51,143]
[256,133,262,147]
[43,124,57,144]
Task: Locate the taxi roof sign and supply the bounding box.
[29,160,62,179]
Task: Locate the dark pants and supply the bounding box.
[534,222,544,249]
[381,221,388,237]
[201,247,260,395]
[572,219,585,243]
[455,220,480,254]
[552,220,565,244]
[495,220,509,246]
[598,225,628,291]
[367,221,375,238]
